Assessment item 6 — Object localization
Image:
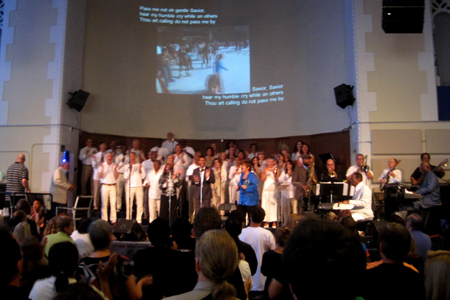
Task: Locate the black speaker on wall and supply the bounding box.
[113,219,147,241]
[334,84,355,109]
[67,89,90,112]
[382,0,424,34]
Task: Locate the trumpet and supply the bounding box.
[328,169,337,178]
[360,155,370,173]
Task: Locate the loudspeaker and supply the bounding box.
[113,219,147,241]
[334,84,355,109]
[382,0,424,34]
[67,89,90,112]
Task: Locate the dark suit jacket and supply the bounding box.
[292,165,315,200]
[191,167,215,201]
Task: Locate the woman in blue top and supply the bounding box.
[236,161,259,225]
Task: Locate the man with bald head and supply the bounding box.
[413,162,441,209]
[6,154,30,203]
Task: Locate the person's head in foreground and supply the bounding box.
[195,229,239,300]
[283,219,366,300]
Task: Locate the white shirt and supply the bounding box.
[78,146,98,165]
[378,168,402,184]
[173,152,190,179]
[123,163,145,187]
[229,165,242,182]
[99,162,117,184]
[129,148,144,163]
[346,165,373,186]
[71,231,94,258]
[186,163,200,182]
[144,168,163,198]
[161,140,178,153]
[29,276,77,300]
[92,151,107,180]
[278,170,294,198]
[115,153,130,174]
[239,227,276,292]
[350,181,374,221]
[142,159,154,176]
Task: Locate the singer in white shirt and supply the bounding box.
[123,152,146,224]
[340,173,373,221]
[144,160,163,222]
[99,152,118,223]
[229,158,243,205]
[78,138,98,196]
[161,132,178,154]
[114,145,129,212]
[92,142,107,210]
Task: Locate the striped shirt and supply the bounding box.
[6,162,29,201]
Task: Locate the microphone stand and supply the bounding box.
[169,170,172,226]
[200,169,203,209]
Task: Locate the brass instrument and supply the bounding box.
[305,162,318,198]
[328,170,337,178]
[360,155,370,173]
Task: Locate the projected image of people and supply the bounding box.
[156,26,250,94]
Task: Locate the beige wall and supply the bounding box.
[0,0,84,198]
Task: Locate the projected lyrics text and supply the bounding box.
[203,86,285,106]
[139,7,218,25]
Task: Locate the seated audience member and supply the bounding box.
[261,227,293,300]
[284,213,302,231]
[239,207,276,297]
[225,213,258,276]
[407,213,432,260]
[134,218,172,300]
[31,198,46,236]
[78,219,152,300]
[29,242,80,300]
[70,217,95,258]
[12,209,32,244]
[0,224,28,300]
[425,250,450,300]
[283,219,366,300]
[10,198,41,240]
[44,214,61,236]
[165,230,240,300]
[364,223,425,300]
[167,207,247,300]
[44,215,75,257]
[20,236,50,296]
[170,217,196,251]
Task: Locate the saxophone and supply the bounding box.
[305,162,318,198]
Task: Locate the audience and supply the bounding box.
[0,224,28,300]
[29,242,80,300]
[12,209,32,244]
[165,230,240,300]
[70,217,95,258]
[225,213,258,276]
[425,250,450,300]
[20,236,50,296]
[14,198,41,240]
[261,227,293,300]
[170,217,196,251]
[134,218,172,300]
[78,219,152,300]
[44,215,75,256]
[283,219,366,300]
[364,222,425,300]
[239,206,276,298]
[407,213,432,260]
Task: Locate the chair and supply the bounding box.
[56,196,93,229]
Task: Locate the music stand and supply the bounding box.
[275,181,301,226]
[319,182,344,203]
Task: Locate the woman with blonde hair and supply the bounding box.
[165,229,239,300]
[425,250,450,300]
